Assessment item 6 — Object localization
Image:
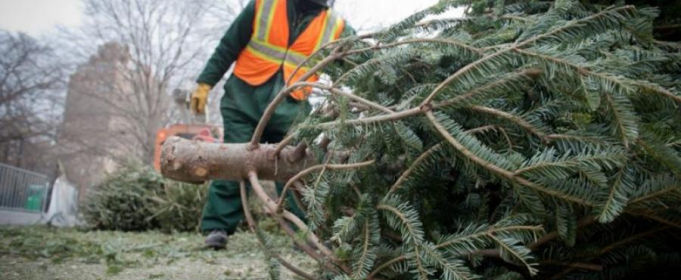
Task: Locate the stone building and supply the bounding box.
[58,42,142,199]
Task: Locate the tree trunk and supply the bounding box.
[161,137,315,183]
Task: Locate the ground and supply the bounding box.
[0,226,314,280]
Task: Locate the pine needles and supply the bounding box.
[245,0,681,278]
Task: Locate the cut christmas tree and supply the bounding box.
[163,0,681,279]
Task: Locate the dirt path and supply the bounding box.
[0,226,314,280]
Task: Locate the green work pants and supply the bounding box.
[200,73,310,234]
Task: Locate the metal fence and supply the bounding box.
[0,162,49,213]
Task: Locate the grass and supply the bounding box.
[0,226,314,280]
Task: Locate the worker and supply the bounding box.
[190,0,353,249]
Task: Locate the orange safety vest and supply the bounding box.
[233,0,345,100]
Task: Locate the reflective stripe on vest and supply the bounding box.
[233,0,345,100]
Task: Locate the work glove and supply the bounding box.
[190,83,212,115]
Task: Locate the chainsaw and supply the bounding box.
[152,89,222,171]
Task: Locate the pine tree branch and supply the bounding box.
[306,106,425,129]
[272,132,299,160]
[636,138,681,177]
[288,142,309,163]
[343,38,483,57]
[633,81,681,104]
[434,68,541,109]
[467,125,515,150]
[528,216,597,250]
[248,172,353,274]
[253,35,487,149]
[353,220,373,279]
[276,160,375,211]
[545,134,608,144]
[424,244,477,280]
[367,256,406,280]
[240,180,256,231]
[655,40,681,49]
[464,217,597,268]
[515,5,636,47]
[376,203,430,279]
[388,143,443,194]
[487,233,537,275]
[248,172,336,258]
[286,39,349,86]
[420,5,635,107]
[468,105,548,140]
[239,181,316,280]
[370,225,543,279]
[629,185,680,205]
[324,86,395,114]
[426,111,515,179]
[436,225,544,250]
[426,111,594,206]
[471,249,502,257]
[335,38,482,85]
[292,181,308,215]
[602,90,635,149]
[597,169,628,222]
[514,153,620,176]
[501,15,535,23]
[421,47,510,106]
[274,213,339,272]
[667,140,681,148]
[514,163,567,176]
[308,68,541,130]
[376,204,429,279]
[251,53,342,149]
[514,48,681,105]
[159,4,681,279]
[465,125,497,135]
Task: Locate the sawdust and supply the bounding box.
[0,226,315,280]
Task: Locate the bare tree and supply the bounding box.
[196,0,251,125]
[58,0,219,165]
[0,30,65,174]
[203,0,250,35]
[53,0,249,191]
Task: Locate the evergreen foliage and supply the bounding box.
[254,0,681,278]
[83,163,208,233]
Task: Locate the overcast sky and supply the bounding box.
[0,0,440,36]
[0,0,83,35]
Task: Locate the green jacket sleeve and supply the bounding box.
[197,1,256,87]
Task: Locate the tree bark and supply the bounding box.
[161,136,316,183]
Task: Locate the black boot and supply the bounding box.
[205,230,228,250]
